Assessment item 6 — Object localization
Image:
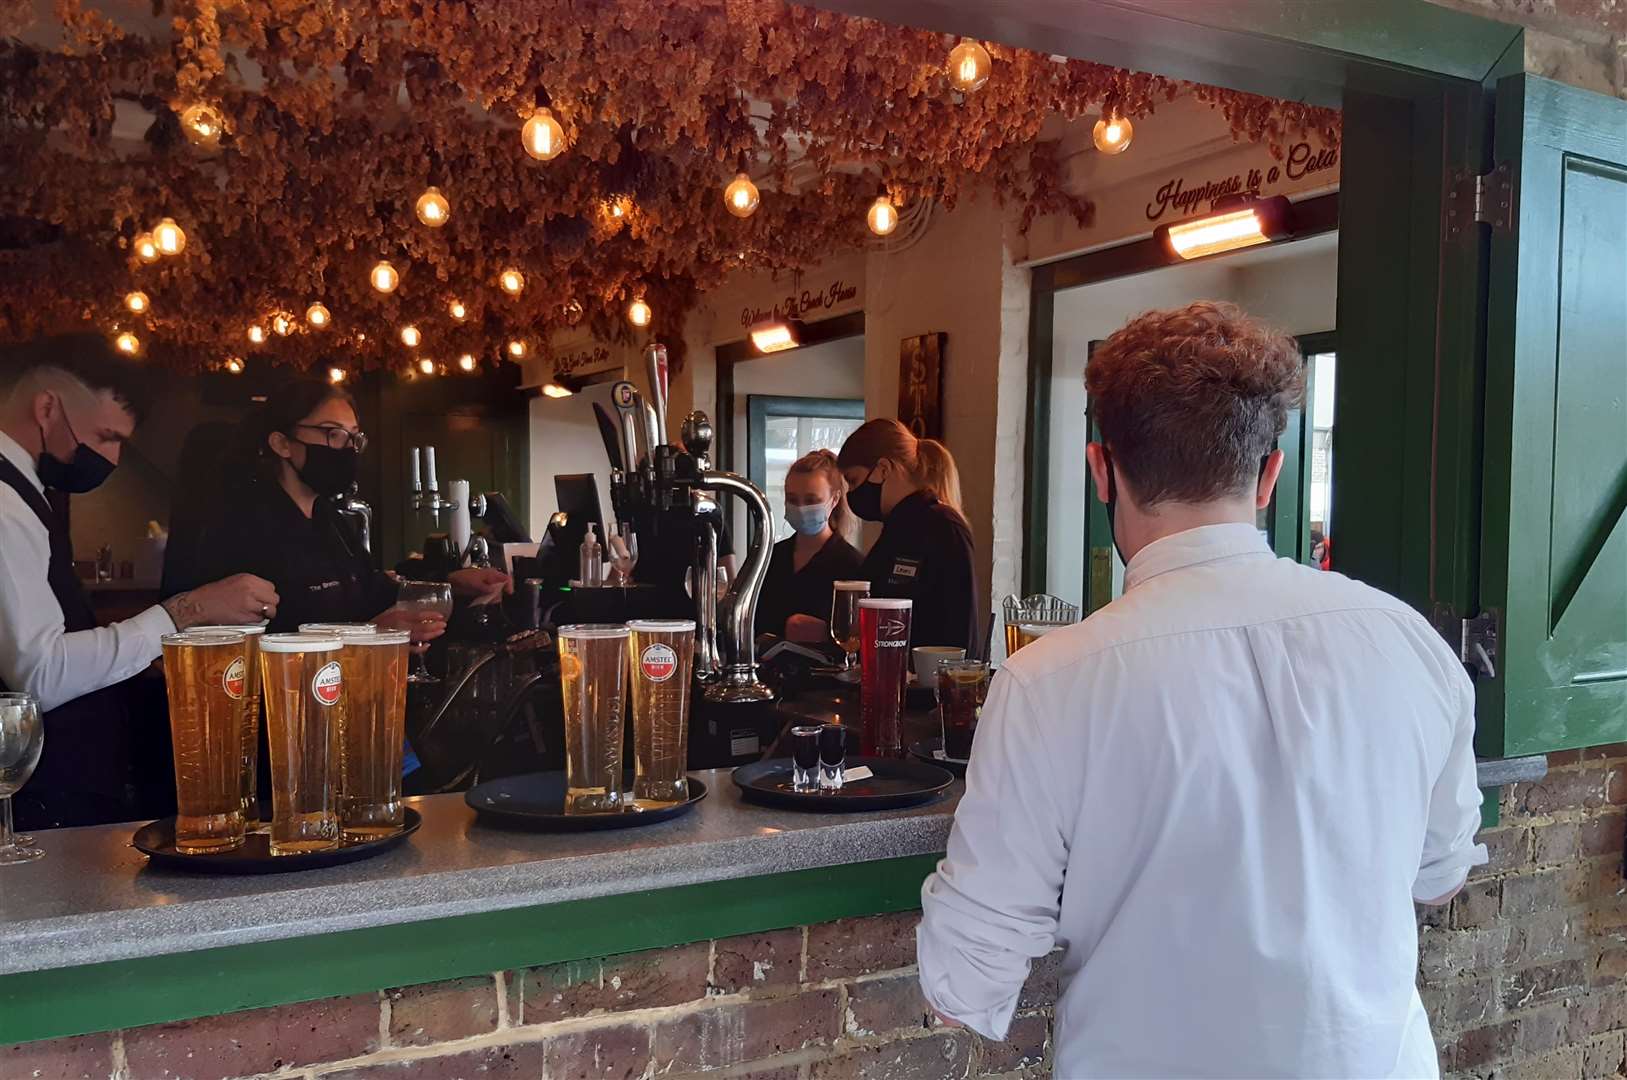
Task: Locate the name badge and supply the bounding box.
[890,557,922,582]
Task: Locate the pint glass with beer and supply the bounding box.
[161,629,248,853]
[258,633,343,854]
[858,598,913,758]
[557,624,629,814]
[332,629,410,840]
[202,623,266,826]
[626,619,695,806]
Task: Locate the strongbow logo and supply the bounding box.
[640,643,679,683]
[312,660,343,706]
[880,617,908,638]
[222,656,246,700]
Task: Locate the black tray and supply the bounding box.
[132,809,420,874]
[732,756,954,812]
[909,738,968,778]
[466,771,707,832]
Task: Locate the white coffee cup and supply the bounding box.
[912,645,967,685]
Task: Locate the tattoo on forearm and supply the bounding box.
[162,592,203,630]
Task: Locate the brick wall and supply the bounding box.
[1426,0,1627,96]
[2,912,1057,1080]
[1422,744,1627,1079]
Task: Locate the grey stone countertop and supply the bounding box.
[0,771,960,978]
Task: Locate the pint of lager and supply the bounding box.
[327,628,410,840]
[557,624,629,814]
[202,623,267,826]
[627,619,695,806]
[161,629,248,853]
[258,633,343,854]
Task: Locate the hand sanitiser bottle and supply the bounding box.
[579,523,604,587]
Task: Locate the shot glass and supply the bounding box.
[817,723,847,791]
[790,725,822,792]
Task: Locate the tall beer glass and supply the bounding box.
[258,633,343,854]
[334,629,410,840]
[858,598,912,758]
[829,580,869,670]
[557,624,629,814]
[627,619,695,806]
[161,630,247,853]
[202,623,266,826]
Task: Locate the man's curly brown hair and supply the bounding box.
[1086,301,1305,507]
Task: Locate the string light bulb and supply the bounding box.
[499,268,525,296]
[724,172,760,218]
[328,366,347,385]
[247,324,266,345]
[124,291,149,314]
[457,354,477,373]
[179,103,224,147]
[521,107,566,161]
[370,261,400,293]
[867,194,899,237]
[153,218,187,256]
[417,357,436,375]
[627,296,653,328]
[946,39,992,93]
[415,187,450,227]
[272,312,294,337]
[400,325,421,348]
[224,357,245,374]
[134,233,160,264]
[448,299,468,321]
[306,302,331,328]
[507,339,527,359]
[114,331,141,356]
[1092,112,1134,155]
[562,299,584,324]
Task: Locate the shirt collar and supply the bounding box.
[1122,522,1272,592]
[0,430,43,495]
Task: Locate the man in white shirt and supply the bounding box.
[917,302,1486,1078]
[0,335,278,829]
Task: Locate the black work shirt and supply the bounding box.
[754,533,864,639]
[168,478,398,633]
[859,491,978,651]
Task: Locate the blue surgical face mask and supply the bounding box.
[784,502,832,537]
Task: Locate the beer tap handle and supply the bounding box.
[641,398,662,458]
[610,381,642,474]
[643,342,670,445]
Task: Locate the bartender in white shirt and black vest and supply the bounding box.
[916,303,1486,1079]
[835,419,978,652]
[0,336,278,831]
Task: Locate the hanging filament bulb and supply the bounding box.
[134,233,160,264]
[724,172,760,218]
[507,339,527,359]
[500,269,525,296]
[448,299,468,321]
[179,103,225,147]
[417,357,436,376]
[627,297,653,328]
[400,325,421,348]
[247,324,267,345]
[1092,113,1134,155]
[306,302,331,328]
[946,39,992,93]
[457,354,477,373]
[124,291,149,314]
[867,195,899,237]
[224,357,245,374]
[328,367,347,385]
[272,313,295,337]
[521,107,566,161]
[562,299,584,324]
[415,187,450,227]
[114,331,141,356]
[370,261,400,293]
[153,217,187,256]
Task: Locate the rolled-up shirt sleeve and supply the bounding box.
[1414,673,1488,902]
[0,495,172,712]
[918,669,1070,1039]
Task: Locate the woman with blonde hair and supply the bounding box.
[755,448,865,641]
[836,418,977,651]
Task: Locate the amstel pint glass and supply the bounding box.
[202,623,266,826]
[627,619,695,806]
[161,629,248,853]
[557,624,630,814]
[258,633,343,854]
[325,628,410,840]
[858,598,913,758]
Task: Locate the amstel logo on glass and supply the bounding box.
[640,643,679,682]
[222,656,247,700]
[312,660,344,706]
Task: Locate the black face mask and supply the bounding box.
[847,464,886,522]
[37,407,115,494]
[1100,446,1128,568]
[294,442,361,497]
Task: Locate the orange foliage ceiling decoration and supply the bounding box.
[0,0,1340,373]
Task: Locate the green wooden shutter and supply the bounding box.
[1479,75,1627,756]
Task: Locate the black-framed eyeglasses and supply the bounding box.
[293,423,368,453]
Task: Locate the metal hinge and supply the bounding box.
[1445,163,1512,240]
[1432,604,1500,678]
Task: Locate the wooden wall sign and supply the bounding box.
[898,332,946,440]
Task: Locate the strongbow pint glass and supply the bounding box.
[858,598,912,758]
[627,619,695,806]
[258,633,343,854]
[161,629,248,853]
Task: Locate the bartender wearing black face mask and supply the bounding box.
[166,379,510,637]
[836,419,978,652]
[0,336,279,831]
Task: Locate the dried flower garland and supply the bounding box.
[0,0,1340,373]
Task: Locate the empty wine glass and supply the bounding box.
[394,580,454,684]
[0,692,45,864]
[608,525,639,587]
[0,693,36,846]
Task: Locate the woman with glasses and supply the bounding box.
[164,379,508,635]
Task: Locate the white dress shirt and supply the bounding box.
[0,431,174,712]
[918,523,1485,1079]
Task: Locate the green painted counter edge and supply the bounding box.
[0,852,942,1046]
